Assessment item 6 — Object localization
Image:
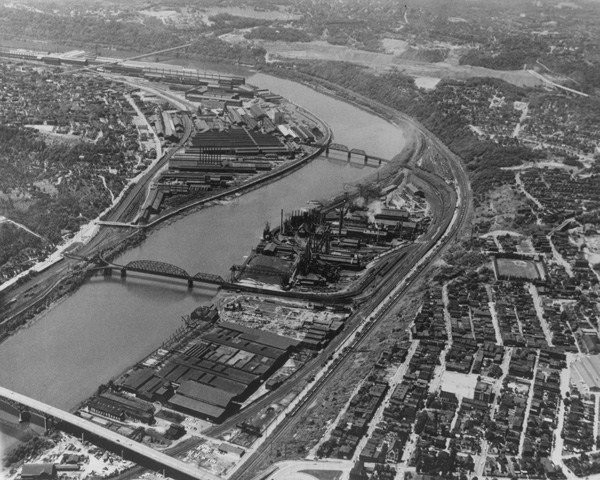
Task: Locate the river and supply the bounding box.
[0,70,409,453]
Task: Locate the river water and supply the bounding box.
[0,71,408,452]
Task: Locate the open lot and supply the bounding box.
[494,257,542,281]
[440,371,479,398]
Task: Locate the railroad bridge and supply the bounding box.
[96,256,367,304]
[102,259,226,288]
[326,142,389,166]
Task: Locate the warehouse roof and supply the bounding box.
[88,396,126,418]
[573,354,600,390]
[168,394,226,420]
[175,356,258,385]
[177,380,237,408]
[219,322,299,351]
[182,369,247,394]
[190,127,284,150]
[100,393,153,413]
[376,208,409,219]
[121,368,155,391]
[219,443,245,456]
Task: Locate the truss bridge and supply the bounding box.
[325,142,389,166]
[101,258,226,288]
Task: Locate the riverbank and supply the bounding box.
[260,64,414,140]
[258,64,474,234]
[0,408,43,470]
[0,416,34,447]
[0,70,330,344]
[0,62,412,452]
[141,103,332,229]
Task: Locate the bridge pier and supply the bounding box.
[364,155,368,165]
[347,151,351,162]
[379,158,382,166]
[187,278,193,288]
[120,268,127,278]
[19,409,30,423]
[325,145,329,157]
[103,267,113,277]
[43,414,52,432]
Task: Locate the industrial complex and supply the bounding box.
[106,308,300,423]
[149,80,326,218]
[3,1,600,479]
[0,45,443,480]
[233,180,428,290]
[0,46,327,224]
[80,291,350,425]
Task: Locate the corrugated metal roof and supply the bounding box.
[177,380,236,407]
[168,394,226,419]
[122,368,155,390]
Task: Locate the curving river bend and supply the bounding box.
[0,71,410,451]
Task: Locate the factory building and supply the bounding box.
[162,322,299,421]
[87,393,155,424]
[168,381,238,422]
[183,128,289,164]
[116,321,299,423]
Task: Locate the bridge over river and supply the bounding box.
[102,259,227,288]
[99,257,349,302]
[326,143,389,166]
[0,386,220,480]
[90,245,407,306]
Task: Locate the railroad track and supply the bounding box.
[229,160,470,479]
[100,75,473,480]
[107,135,461,480]
[203,136,452,437]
